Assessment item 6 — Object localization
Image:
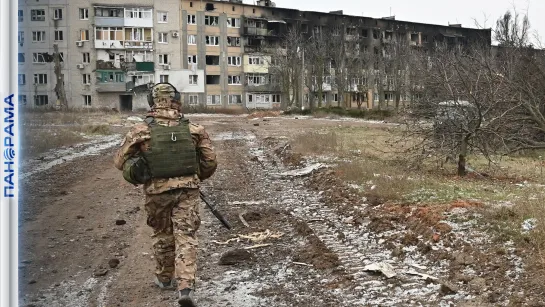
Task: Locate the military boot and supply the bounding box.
[178,288,196,307]
[154,276,175,290]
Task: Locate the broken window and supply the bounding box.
[205,55,220,65]
[188,55,197,65]
[373,29,379,39]
[246,74,268,85]
[31,9,45,21]
[187,15,196,25]
[361,28,369,38]
[205,36,219,46]
[227,17,240,28]
[227,56,241,66]
[205,3,215,11]
[189,75,198,85]
[227,36,241,47]
[385,31,393,40]
[34,95,48,106]
[205,15,219,26]
[228,75,241,85]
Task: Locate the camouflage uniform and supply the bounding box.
[114,84,217,291]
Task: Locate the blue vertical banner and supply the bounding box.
[0,0,19,306]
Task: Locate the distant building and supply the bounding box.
[17,0,491,110]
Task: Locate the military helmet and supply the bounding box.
[147,82,181,108]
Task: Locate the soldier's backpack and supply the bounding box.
[141,116,199,179]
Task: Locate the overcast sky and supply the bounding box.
[261,0,544,45]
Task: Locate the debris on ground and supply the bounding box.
[362,262,397,279]
[219,249,253,265]
[276,163,326,178]
[126,116,143,122]
[522,218,537,232]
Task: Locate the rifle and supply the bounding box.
[200,191,232,230]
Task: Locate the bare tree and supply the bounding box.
[268,28,304,109]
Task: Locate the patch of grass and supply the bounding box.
[22,128,85,159]
[292,131,342,155]
[80,124,111,135]
[284,107,394,120]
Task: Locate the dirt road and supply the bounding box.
[18,115,545,307]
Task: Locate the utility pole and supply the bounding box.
[53,44,68,110]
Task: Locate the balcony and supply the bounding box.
[245,83,280,92]
[244,27,277,36]
[96,60,122,70]
[96,82,128,93]
[95,17,124,27]
[124,41,153,49]
[124,61,154,72]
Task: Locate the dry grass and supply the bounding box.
[289,123,545,260]
[21,111,116,159]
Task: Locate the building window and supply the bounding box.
[333,93,338,102]
[187,35,196,45]
[187,15,196,25]
[83,95,91,106]
[54,30,64,41]
[82,52,90,63]
[95,7,122,17]
[18,10,23,22]
[125,8,152,19]
[190,2,193,7]
[18,31,24,45]
[31,9,45,21]
[18,53,25,63]
[54,8,63,20]
[18,74,25,85]
[205,36,219,46]
[96,27,124,40]
[205,55,220,66]
[189,95,198,105]
[227,56,241,66]
[34,95,48,106]
[32,53,47,63]
[228,75,241,85]
[97,71,124,82]
[272,94,281,103]
[227,17,240,28]
[248,56,263,65]
[82,74,91,85]
[158,32,168,43]
[247,74,268,85]
[33,73,48,84]
[188,55,197,65]
[160,75,169,83]
[159,54,169,65]
[207,95,221,106]
[227,36,240,47]
[205,15,219,26]
[79,8,89,20]
[32,31,45,42]
[189,75,198,85]
[228,94,242,104]
[19,95,27,105]
[80,30,90,41]
[158,12,168,23]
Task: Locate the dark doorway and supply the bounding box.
[120,95,133,111]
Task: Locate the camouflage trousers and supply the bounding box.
[144,188,201,290]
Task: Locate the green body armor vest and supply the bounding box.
[141,117,199,179]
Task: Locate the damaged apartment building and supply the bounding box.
[17,0,491,110]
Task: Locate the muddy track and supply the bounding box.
[18,115,545,307]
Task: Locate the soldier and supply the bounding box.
[113,83,217,307]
